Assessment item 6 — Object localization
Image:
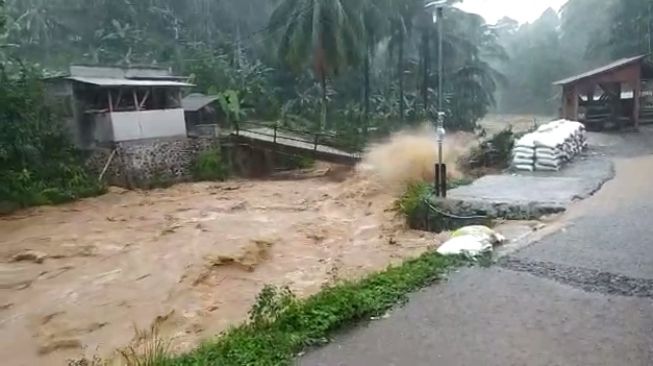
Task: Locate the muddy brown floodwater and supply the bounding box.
[0,165,447,365]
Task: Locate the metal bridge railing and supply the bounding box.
[233,121,363,156]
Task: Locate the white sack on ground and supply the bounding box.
[437,226,505,256]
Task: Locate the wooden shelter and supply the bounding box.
[46,65,193,148]
[554,55,653,130]
[181,93,221,137]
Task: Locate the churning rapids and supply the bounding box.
[0,126,472,365]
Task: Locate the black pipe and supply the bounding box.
[434,163,440,197]
[441,163,447,198]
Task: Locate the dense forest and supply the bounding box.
[1,0,652,130]
[0,0,652,209]
[496,0,653,114]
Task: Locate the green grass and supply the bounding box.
[153,251,468,366]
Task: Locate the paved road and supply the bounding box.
[300,131,653,366]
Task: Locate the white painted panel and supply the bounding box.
[111,109,186,141]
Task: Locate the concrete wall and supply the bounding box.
[111,109,186,141]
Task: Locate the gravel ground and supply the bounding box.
[300,129,653,366]
[499,257,653,298]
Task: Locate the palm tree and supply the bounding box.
[439,10,508,129]
[0,0,6,33]
[387,0,420,124]
[360,0,392,134]
[270,0,363,131]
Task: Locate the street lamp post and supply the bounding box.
[425,0,447,196]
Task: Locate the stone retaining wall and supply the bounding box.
[87,137,219,188]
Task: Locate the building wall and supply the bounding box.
[111,109,187,141]
[86,136,219,188]
[44,79,81,145]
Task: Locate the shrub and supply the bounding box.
[461,128,515,173]
[193,149,229,182]
[0,65,104,211]
[395,181,432,222]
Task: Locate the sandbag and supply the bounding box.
[437,226,505,256]
[536,153,563,160]
[513,158,535,165]
[452,225,506,244]
[513,147,535,155]
[514,164,534,172]
[535,163,560,171]
[514,152,534,160]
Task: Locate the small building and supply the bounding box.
[46,65,193,148]
[182,93,221,137]
[554,55,653,130]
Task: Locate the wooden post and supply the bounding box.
[108,90,113,113]
[634,80,641,129]
[571,85,579,121]
[561,86,568,119]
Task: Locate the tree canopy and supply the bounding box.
[1,0,651,131]
[1,0,512,135]
[495,0,652,115]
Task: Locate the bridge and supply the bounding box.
[231,122,362,166]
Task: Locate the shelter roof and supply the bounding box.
[553,55,648,86]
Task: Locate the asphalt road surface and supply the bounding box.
[300,130,653,366]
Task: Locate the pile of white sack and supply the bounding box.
[511,119,587,172]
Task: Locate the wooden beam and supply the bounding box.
[114,88,123,110]
[139,89,151,110]
[133,89,140,111]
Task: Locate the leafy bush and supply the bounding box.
[193,149,229,182]
[461,128,515,173]
[0,65,104,211]
[395,181,432,222]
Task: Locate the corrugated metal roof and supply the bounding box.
[553,55,647,86]
[182,93,220,111]
[67,76,193,87]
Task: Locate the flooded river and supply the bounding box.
[0,166,447,365]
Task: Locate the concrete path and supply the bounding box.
[300,131,653,366]
[444,149,615,219]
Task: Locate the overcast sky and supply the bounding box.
[455,0,569,24]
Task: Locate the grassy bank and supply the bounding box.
[149,252,467,366]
